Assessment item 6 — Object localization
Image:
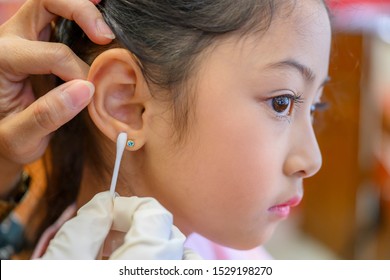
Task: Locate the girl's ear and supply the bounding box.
[87,48,150,150]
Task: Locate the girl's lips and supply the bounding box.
[268,196,302,218]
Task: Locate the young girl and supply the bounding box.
[41,0,331,258]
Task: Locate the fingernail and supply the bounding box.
[96,18,115,39]
[63,81,95,110]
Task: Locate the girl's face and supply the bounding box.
[140,0,331,249]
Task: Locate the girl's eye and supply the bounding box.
[310,102,328,116]
[310,101,329,123]
[270,95,298,117]
[272,95,291,114]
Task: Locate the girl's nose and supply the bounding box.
[283,124,322,178]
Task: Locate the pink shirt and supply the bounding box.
[185,233,273,260]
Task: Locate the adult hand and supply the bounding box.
[0,0,114,196]
[40,192,201,260]
[0,0,114,119]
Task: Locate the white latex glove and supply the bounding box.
[40,191,201,260]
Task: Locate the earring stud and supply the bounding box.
[127,139,135,148]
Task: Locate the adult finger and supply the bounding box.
[15,0,114,44]
[2,38,89,81]
[26,79,94,138]
[0,80,94,163]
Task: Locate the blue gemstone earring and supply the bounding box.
[127,139,135,148]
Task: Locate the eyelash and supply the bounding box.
[268,93,329,122]
[310,101,329,122]
[310,102,328,114]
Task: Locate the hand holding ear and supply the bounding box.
[0,0,114,196]
[40,191,201,260]
[0,0,114,120]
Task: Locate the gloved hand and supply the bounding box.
[40,191,201,260]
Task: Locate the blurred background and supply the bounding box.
[1,0,390,260]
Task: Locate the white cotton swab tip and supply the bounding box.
[109,132,128,197]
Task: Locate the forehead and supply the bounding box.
[203,0,331,82]
[260,1,330,58]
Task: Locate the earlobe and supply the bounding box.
[87,48,149,149]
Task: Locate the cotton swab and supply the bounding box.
[109,132,128,197]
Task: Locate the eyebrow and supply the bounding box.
[265,59,330,88]
[267,59,315,82]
